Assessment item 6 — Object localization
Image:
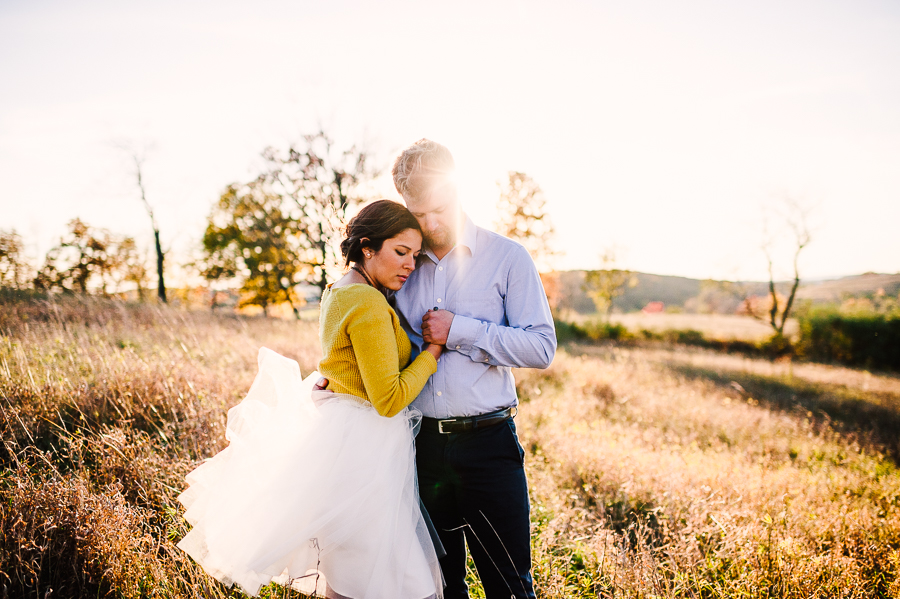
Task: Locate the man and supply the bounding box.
[391,139,557,599]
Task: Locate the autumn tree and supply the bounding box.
[109,237,151,300]
[256,131,375,291]
[201,181,306,317]
[0,229,31,290]
[34,219,137,295]
[583,247,638,319]
[495,171,562,312]
[495,171,558,272]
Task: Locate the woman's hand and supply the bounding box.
[424,343,443,360]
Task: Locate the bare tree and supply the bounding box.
[129,151,166,303]
[115,142,167,303]
[747,196,813,336]
[258,131,375,292]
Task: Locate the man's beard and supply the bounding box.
[424,227,453,251]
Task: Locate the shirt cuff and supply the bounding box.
[447,314,482,353]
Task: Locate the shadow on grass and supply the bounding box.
[663,361,900,460]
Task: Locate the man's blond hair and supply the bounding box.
[392,139,455,201]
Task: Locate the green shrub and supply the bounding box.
[759,332,793,358]
[554,319,632,342]
[662,328,704,345]
[554,319,588,342]
[796,307,900,371]
[582,320,630,341]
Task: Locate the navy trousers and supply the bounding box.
[415,418,535,599]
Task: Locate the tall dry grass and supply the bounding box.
[515,344,900,597]
[2,296,899,597]
[1,296,318,598]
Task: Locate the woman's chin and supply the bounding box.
[380,280,403,292]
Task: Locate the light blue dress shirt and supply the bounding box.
[392,215,557,419]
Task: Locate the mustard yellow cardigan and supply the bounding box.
[318,284,437,418]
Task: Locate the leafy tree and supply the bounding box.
[257,131,375,291]
[583,247,638,319]
[202,181,306,317]
[0,229,31,289]
[34,219,136,295]
[109,237,151,300]
[495,171,558,272]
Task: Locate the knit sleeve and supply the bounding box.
[345,289,437,418]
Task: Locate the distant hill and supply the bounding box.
[556,271,900,315]
[795,273,900,302]
[556,271,704,314]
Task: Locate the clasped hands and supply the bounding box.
[422,308,454,346]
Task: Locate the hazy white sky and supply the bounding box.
[2,0,899,282]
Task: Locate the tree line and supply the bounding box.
[2,131,560,317]
[2,127,816,337]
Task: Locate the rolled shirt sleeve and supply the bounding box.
[446,245,555,369]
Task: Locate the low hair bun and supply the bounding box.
[340,200,421,267]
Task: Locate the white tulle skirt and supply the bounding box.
[177,347,444,599]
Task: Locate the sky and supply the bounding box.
[2,0,899,283]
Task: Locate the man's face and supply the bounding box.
[404,181,460,253]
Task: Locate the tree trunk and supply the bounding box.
[317,221,328,292]
[278,280,301,319]
[767,269,779,332]
[154,229,166,304]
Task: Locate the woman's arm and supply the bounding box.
[345,294,438,417]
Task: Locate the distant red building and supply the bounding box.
[642,301,665,314]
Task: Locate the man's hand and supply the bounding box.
[422,309,454,345]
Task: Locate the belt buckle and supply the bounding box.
[437,419,455,434]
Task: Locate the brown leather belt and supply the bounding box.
[422,407,517,434]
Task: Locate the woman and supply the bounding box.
[177,200,444,599]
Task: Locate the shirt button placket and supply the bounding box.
[434,258,447,406]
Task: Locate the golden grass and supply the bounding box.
[516,343,900,597]
[1,297,318,598]
[1,297,899,597]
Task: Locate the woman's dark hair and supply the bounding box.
[340,199,422,266]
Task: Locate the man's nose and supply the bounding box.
[422,214,438,231]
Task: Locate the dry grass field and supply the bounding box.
[2,297,899,598]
